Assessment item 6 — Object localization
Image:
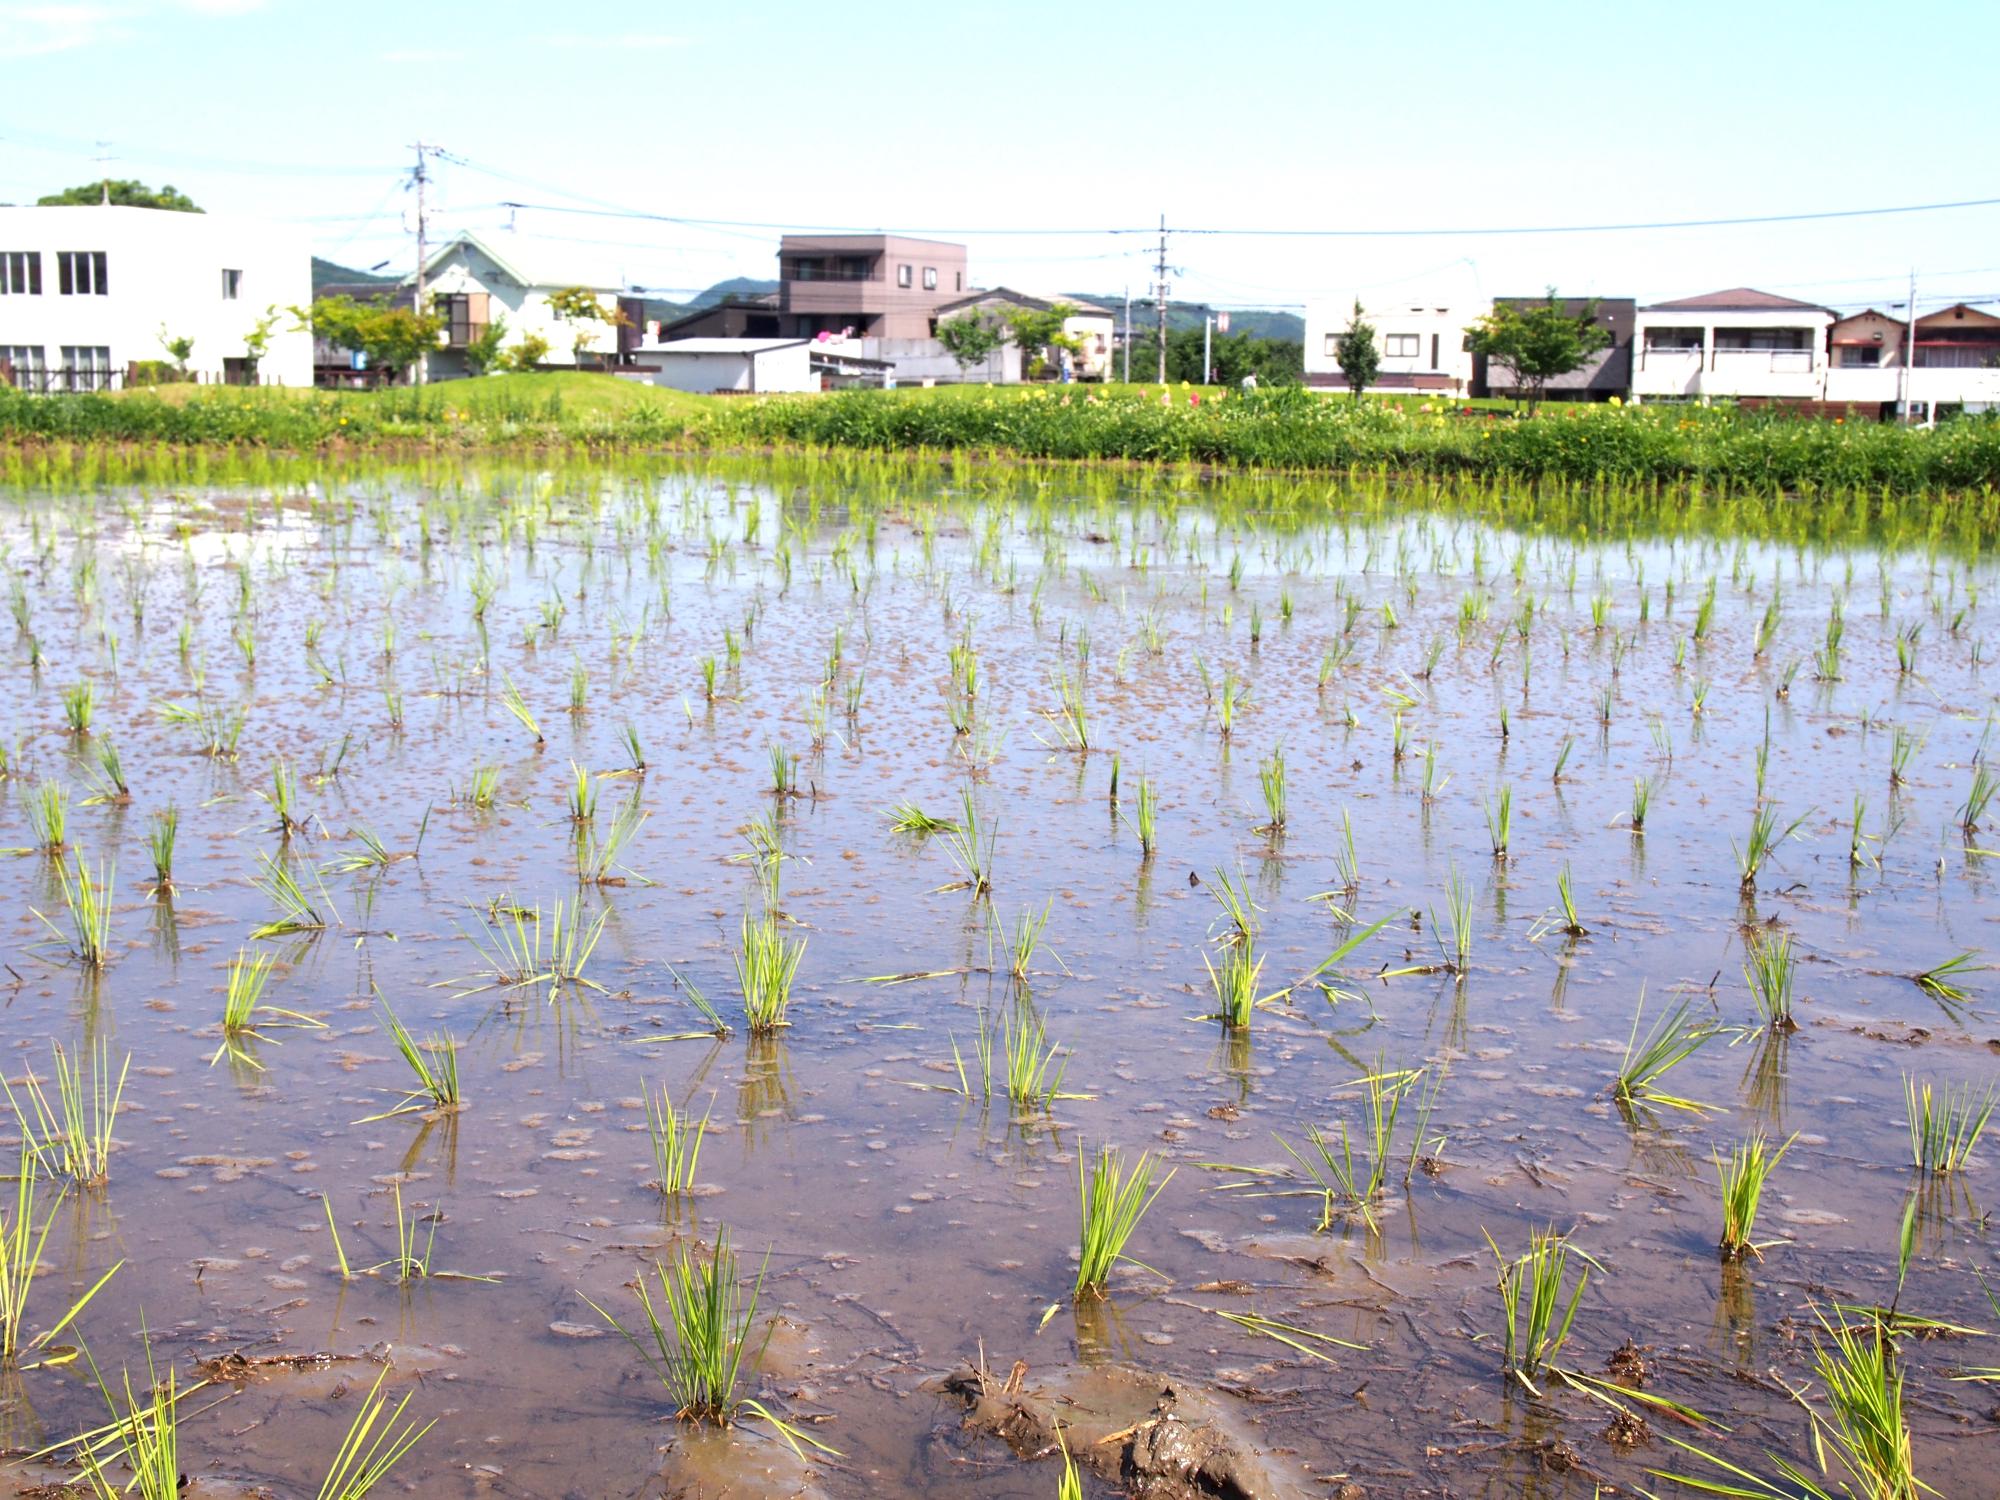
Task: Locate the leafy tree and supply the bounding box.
[300,295,444,384]
[999,302,1079,381]
[504,333,550,372]
[1465,291,1610,416]
[1333,302,1380,400]
[242,306,282,379]
[464,314,511,376]
[39,180,201,212]
[935,312,1007,374]
[1120,328,1302,386]
[157,327,195,377]
[546,286,627,364]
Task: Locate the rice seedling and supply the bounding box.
[578,792,649,885]
[938,785,996,896]
[1125,774,1158,857]
[4,1038,129,1187]
[1484,784,1512,860]
[1056,1426,1083,1500]
[265,758,306,838]
[1959,762,1998,831]
[1074,1146,1173,1299]
[1279,1063,1425,1232]
[736,907,806,1033]
[1418,742,1447,803]
[60,679,94,735]
[1630,776,1652,834]
[583,1226,831,1455]
[459,896,607,1002]
[497,673,543,744]
[565,760,598,824]
[1849,793,1879,871]
[33,851,115,967]
[23,777,67,853]
[1545,864,1587,938]
[1889,723,1923,785]
[1202,939,1273,1029]
[457,762,500,809]
[210,947,324,1069]
[619,722,647,774]
[1046,668,1089,751]
[645,1085,711,1195]
[1912,950,1983,1005]
[312,1365,434,1500]
[1550,735,1574,783]
[1715,1131,1796,1261]
[1486,1225,1598,1393]
[957,1005,1079,1111]
[768,742,800,797]
[568,657,588,714]
[60,1336,191,1500]
[250,850,333,939]
[1,1139,122,1360]
[1433,863,1474,972]
[1904,1075,1993,1173]
[1255,745,1286,833]
[1613,989,1718,1117]
[999,900,1054,979]
[1733,802,1809,892]
[1216,671,1246,738]
[1743,931,1798,1032]
[79,738,128,805]
[358,998,461,1120]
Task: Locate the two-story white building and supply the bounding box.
[1631,287,1833,404]
[1303,297,1481,397]
[0,204,312,390]
[411,232,629,381]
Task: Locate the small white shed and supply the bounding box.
[647,337,814,394]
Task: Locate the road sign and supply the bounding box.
[1216,311,1230,334]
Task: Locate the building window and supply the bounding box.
[1643,326,1703,351]
[1383,333,1420,358]
[60,345,112,390]
[922,266,938,290]
[1,345,47,386]
[221,268,242,300]
[1430,333,1440,367]
[897,264,913,288]
[58,251,108,296]
[955,271,963,292]
[1839,345,1882,368]
[1322,333,1338,358]
[0,252,42,295]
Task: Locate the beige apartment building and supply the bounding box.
[778,234,967,339]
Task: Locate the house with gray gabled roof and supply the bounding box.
[1632,286,1833,403]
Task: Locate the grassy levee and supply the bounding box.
[3,373,1999,498]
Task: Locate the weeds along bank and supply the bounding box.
[4,381,2000,497]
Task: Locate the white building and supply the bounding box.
[0,204,311,390]
[1304,296,1482,397]
[927,289,1117,381]
[412,232,628,380]
[1631,288,1833,403]
[646,338,817,394]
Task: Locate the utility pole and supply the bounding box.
[412,141,431,386]
[1203,313,1212,388]
[1898,269,1918,426]
[1122,286,1131,384]
[1153,213,1170,385]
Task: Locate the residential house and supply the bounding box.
[642,336,892,394]
[0,203,310,391]
[1303,297,1481,397]
[1631,288,1832,403]
[646,293,783,344]
[929,288,1118,380]
[1472,296,1635,403]
[778,234,967,339]
[1825,303,2000,419]
[412,232,627,380]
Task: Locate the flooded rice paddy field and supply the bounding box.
[2,457,1998,1499]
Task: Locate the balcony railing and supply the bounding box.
[782,263,880,283]
[1712,349,1814,373]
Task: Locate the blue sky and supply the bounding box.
[5,0,1997,315]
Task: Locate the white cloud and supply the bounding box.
[0,3,132,58]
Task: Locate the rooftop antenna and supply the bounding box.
[94,140,114,204]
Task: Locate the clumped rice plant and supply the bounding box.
[211,947,324,1068]
[646,1086,711,1195]
[1255,746,1286,833]
[34,850,114,967]
[584,1226,830,1455]
[1074,1146,1173,1299]
[360,999,461,1120]
[1202,939,1271,1030]
[1486,1225,1598,1394]
[311,1366,434,1500]
[250,850,333,939]
[939,785,996,896]
[4,1038,129,1187]
[1912,950,1983,1005]
[497,673,543,744]
[1613,989,1717,1117]
[736,908,805,1033]
[461,897,607,1002]
[1129,774,1158,856]
[1734,803,1809,892]
[1904,1075,1993,1174]
[1715,1130,1796,1262]
[1,1139,122,1359]
[1744,931,1798,1032]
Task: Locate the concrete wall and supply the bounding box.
[0,204,311,386]
[649,343,814,394]
[856,337,1020,385]
[1303,298,1480,393]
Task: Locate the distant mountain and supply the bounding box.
[633,277,780,328]
[1070,294,1301,343]
[313,256,398,294]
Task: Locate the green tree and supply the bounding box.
[504,332,550,372]
[464,314,511,376]
[1333,302,1380,400]
[1465,291,1611,417]
[1120,328,1302,386]
[242,306,282,381]
[935,312,1007,375]
[300,296,444,384]
[157,327,195,377]
[999,302,1079,380]
[39,180,201,212]
[547,286,627,365]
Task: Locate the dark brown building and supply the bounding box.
[777,234,968,339]
[1472,296,1635,402]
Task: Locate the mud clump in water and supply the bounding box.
[940,1358,1304,1499]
